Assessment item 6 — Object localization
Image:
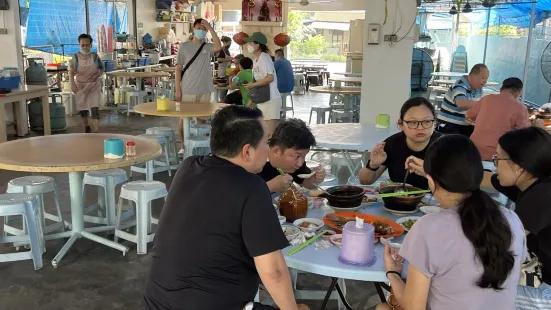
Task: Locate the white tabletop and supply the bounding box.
[282,202,421,282]
[310,123,398,151]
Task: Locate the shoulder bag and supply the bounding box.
[249,79,271,104]
[180,42,206,80]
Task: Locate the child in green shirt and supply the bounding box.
[230,57,254,106]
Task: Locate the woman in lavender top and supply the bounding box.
[377,135,526,310]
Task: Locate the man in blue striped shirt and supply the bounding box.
[436,64,489,136]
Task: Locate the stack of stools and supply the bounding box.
[0,194,45,270]
[114,181,168,254]
[131,134,172,180]
[4,176,65,238]
[184,120,211,159]
[82,169,131,227]
[145,127,179,171]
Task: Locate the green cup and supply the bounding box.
[376,114,390,128]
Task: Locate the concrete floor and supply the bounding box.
[0,91,383,310]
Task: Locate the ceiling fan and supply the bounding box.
[284,0,335,6]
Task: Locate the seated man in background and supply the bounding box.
[144,105,307,310]
[467,77,542,162]
[274,49,295,119]
[258,119,325,193]
[229,57,254,106]
[436,63,489,136]
[225,54,245,105]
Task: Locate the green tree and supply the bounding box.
[288,12,328,58]
[477,25,523,37]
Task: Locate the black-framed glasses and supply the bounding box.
[402,120,435,129]
[492,154,509,167]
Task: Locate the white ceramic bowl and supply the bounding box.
[380,237,402,250]
[293,218,324,232]
[420,206,441,215]
[396,216,422,232]
[330,234,342,247]
[278,215,286,225]
[282,225,300,241]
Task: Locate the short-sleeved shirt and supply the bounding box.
[237,69,254,105]
[377,131,442,190]
[257,161,312,190]
[437,75,483,126]
[216,48,231,77]
[400,206,526,310]
[177,41,215,95]
[144,155,289,310]
[274,58,295,94]
[492,175,551,285]
[467,93,531,160]
[253,52,280,100]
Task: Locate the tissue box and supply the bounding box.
[104,138,124,159]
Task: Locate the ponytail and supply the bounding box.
[459,189,515,290]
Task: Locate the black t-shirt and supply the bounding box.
[377,131,442,190]
[144,155,289,310]
[491,175,551,285]
[257,161,311,188]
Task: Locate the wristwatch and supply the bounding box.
[244,302,254,310]
[366,159,380,171]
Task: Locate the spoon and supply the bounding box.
[297,171,316,179]
[395,159,412,193]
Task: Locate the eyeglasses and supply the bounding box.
[492,154,510,167]
[402,120,435,129]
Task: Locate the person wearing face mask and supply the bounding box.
[244,32,282,137]
[69,33,104,133]
[217,36,233,78]
[176,18,222,155]
[436,63,489,137]
[467,77,543,161]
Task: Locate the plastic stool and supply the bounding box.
[114,181,168,254]
[130,134,172,180]
[146,127,179,166]
[190,123,211,137]
[331,110,353,123]
[309,106,332,124]
[183,136,211,160]
[82,169,129,226]
[0,194,45,270]
[281,92,294,118]
[5,176,65,237]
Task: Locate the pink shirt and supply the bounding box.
[467,92,530,160]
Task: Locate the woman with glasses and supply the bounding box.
[69,34,104,133]
[359,97,440,190]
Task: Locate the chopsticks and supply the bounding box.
[287,230,330,256]
[377,190,430,198]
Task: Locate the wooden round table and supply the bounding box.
[328,76,362,87]
[0,133,162,267]
[106,71,171,79]
[134,101,225,140]
[309,86,362,95]
[310,86,362,123]
[152,67,176,73]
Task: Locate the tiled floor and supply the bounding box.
[0,91,383,310]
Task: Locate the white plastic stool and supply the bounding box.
[130,134,172,180]
[82,169,129,226]
[281,92,294,118]
[145,127,179,167]
[114,181,168,254]
[5,176,65,237]
[190,123,211,137]
[183,136,211,160]
[0,194,45,270]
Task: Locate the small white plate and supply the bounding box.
[361,194,381,206]
[383,206,419,216]
[330,234,342,247]
[278,215,286,224]
[328,204,363,212]
[282,225,300,241]
[380,237,402,250]
[396,216,422,232]
[420,206,441,215]
[293,218,324,232]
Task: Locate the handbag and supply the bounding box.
[519,251,543,288]
[181,42,206,80]
[249,79,271,104]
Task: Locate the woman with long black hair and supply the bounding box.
[378,135,525,310]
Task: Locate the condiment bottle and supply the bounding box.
[175,101,181,112]
[126,141,136,157]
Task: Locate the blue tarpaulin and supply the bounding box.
[22,0,128,55]
[462,1,551,28]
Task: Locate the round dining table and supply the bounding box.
[0,133,162,267]
[328,76,362,87]
[152,67,176,73]
[134,101,225,142]
[281,198,423,309]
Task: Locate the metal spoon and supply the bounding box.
[395,169,410,193]
[297,171,316,179]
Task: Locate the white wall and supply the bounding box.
[0,1,24,126]
[359,0,416,124]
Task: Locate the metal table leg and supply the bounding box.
[320,278,354,310]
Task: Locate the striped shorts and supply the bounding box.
[517,283,551,309]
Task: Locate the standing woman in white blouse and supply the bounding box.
[244,32,282,137]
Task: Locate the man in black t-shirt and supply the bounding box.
[144,106,306,310]
[257,119,326,193]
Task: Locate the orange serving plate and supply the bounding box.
[323,212,405,239]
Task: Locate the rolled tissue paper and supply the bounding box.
[104,138,124,159]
